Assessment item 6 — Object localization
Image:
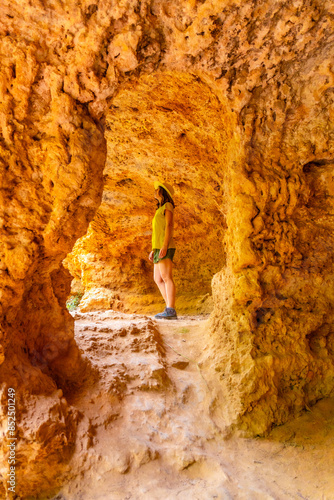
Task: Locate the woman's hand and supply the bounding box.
[149,251,154,262]
[159,245,167,259]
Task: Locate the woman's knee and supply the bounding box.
[154,270,164,285]
[154,275,164,286]
[159,261,173,281]
[160,272,173,283]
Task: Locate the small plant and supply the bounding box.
[179,327,190,334]
[66,293,83,311]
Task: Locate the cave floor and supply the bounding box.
[53,310,334,500]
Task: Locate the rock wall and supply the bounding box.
[0,0,334,496]
[191,0,334,435]
[0,4,108,497]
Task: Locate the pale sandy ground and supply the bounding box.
[52,311,334,500]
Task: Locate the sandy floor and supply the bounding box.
[53,311,334,500]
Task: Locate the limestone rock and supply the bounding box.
[0,389,80,498]
[1,0,334,496]
[79,287,123,313]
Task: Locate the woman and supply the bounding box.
[149,180,177,319]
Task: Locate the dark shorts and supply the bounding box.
[153,248,176,264]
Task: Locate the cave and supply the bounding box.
[63,71,234,316]
[1,0,334,498]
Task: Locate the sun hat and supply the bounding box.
[154,180,174,200]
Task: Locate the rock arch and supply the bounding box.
[64,70,237,315]
[1,0,334,496]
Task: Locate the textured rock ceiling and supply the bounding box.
[1,0,334,497]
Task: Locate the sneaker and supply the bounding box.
[154,307,167,318]
[155,307,177,320]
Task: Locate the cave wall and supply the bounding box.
[191,1,334,435]
[0,0,334,496]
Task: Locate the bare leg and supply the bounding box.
[158,258,176,309]
[154,263,168,305]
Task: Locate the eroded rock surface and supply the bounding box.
[41,312,334,499]
[1,0,334,497]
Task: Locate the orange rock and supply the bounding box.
[1,0,334,496]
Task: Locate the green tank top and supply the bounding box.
[152,202,176,250]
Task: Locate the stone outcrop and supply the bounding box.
[1,0,334,496]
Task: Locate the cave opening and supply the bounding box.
[63,71,237,317]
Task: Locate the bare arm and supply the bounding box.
[159,208,173,258]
